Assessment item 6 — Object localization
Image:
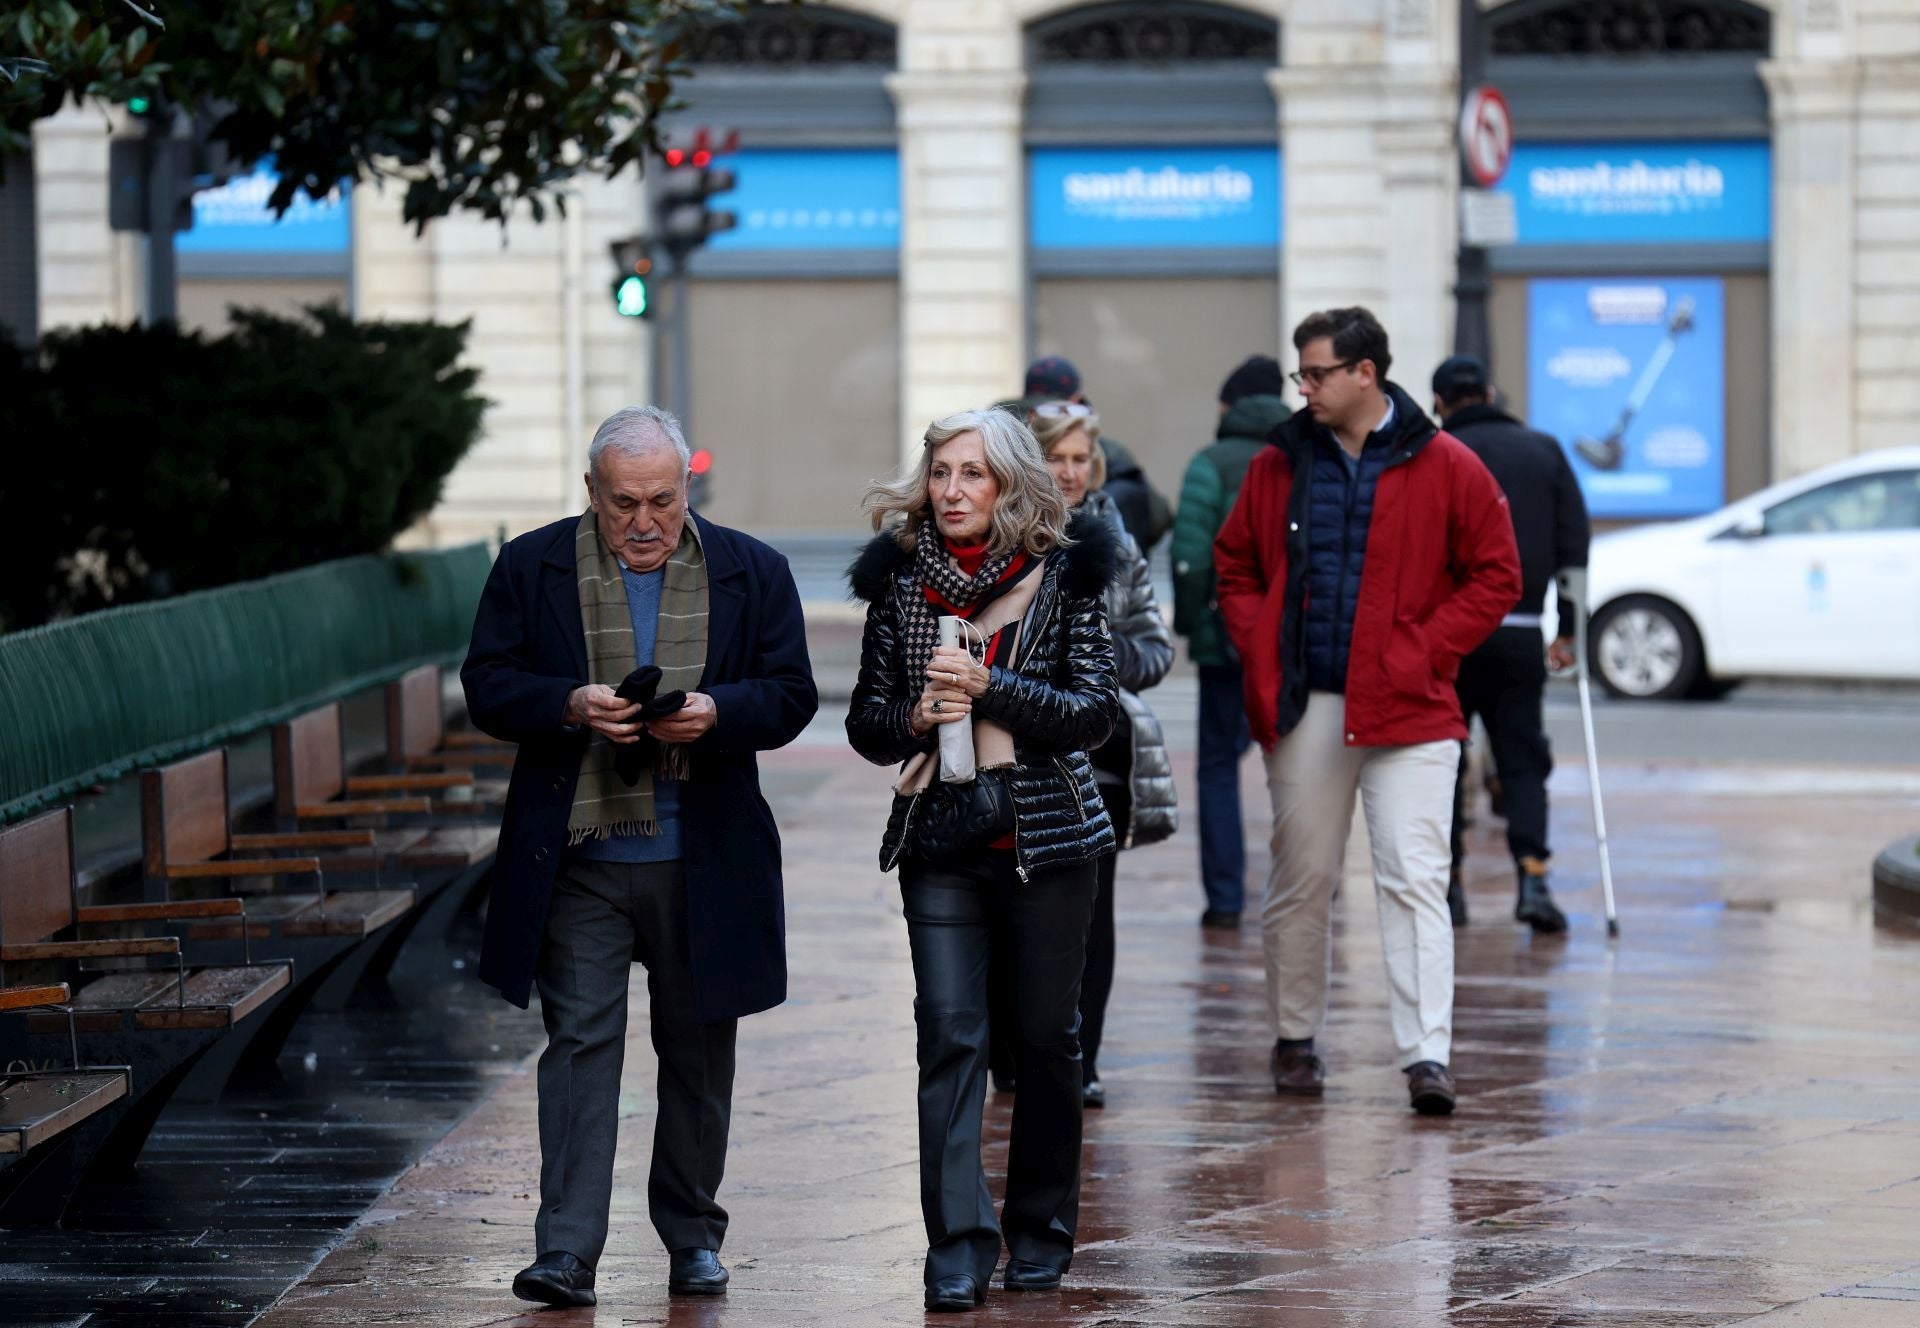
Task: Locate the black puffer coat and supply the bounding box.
[847,512,1122,880]
[1083,490,1177,851]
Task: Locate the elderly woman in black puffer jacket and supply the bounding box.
[1030,400,1176,1111]
[847,405,1119,1314]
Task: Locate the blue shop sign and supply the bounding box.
[1030,146,1281,249]
[178,158,350,255]
[708,149,900,251]
[1497,141,1770,246]
[1527,276,1727,519]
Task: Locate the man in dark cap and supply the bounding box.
[1024,355,1172,552]
[1170,355,1290,928]
[1430,354,1590,934]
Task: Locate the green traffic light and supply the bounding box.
[128,96,152,116]
[614,273,649,318]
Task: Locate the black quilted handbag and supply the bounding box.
[911,768,1016,862]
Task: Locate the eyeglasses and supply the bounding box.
[1031,401,1093,419]
[1289,360,1357,388]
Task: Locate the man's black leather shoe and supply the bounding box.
[925,1273,984,1312]
[1406,1061,1458,1116]
[668,1247,729,1295]
[512,1251,596,1307]
[1200,909,1242,930]
[1083,1078,1106,1109]
[1003,1259,1063,1291]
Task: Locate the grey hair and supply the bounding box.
[587,405,691,486]
[1031,407,1107,492]
[862,406,1074,559]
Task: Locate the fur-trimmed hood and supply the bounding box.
[847,508,1122,606]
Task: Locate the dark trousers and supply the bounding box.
[1452,627,1554,871]
[901,851,1097,1285]
[534,858,737,1266]
[1196,664,1254,913]
[1077,784,1130,1085]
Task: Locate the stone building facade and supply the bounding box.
[20,0,1920,544]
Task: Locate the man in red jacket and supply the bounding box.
[1214,308,1520,1115]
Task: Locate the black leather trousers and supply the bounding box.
[900,849,1097,1286]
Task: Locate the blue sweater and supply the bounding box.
[568,563,684,863]
[1302,406,1397,694]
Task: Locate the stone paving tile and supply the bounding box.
[220,748,1920,1325]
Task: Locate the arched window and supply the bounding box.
[696,3,897,67]
[1031,1,1279,65]
[1488,0,1769,58]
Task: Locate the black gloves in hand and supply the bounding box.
[612,665,688,786]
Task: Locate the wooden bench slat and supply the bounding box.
[230,830,376,850]
[2,938,179,962]
[279,889,416,939]
[164,857,321,879]
[0,984,70,1012]
[78,899,244,924]
[71,971,181,1011]
[294,798,433,819]
[404,751,515,770]
[397,826,500,870]
[132,964,292,1030]
[184,894,323,939]
[0,1070,130,1153]
[313,827,431,876]
[343,773,474,792]
[438,731,515,751]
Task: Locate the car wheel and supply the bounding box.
[1589,596,1703,701]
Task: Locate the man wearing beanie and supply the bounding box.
[1169,355,1291,929]
[1430,354,1590,935]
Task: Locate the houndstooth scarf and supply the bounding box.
[899,525,1018,686]
[567,512,708,843]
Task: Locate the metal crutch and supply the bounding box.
[1556,566,1620,938]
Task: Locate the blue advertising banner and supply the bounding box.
[1030,145,1281,249]
[1527,277,1726,519]
[178,159,350,254]
[708,148,900,251]
[1497,141,1770,246]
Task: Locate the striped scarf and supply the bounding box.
[567,511,708,842]
[900,527,1020,688]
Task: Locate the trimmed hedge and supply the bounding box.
[0,305,487,632]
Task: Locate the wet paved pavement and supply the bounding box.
[237,729,1920,1328]
[1,912,546,1327]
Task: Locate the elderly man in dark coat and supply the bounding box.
[462,404,816,1309]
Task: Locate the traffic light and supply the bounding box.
[608,237,654,319]
[689,447,714,509]
[652,128,739,263]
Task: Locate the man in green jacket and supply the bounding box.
[1170,357,1291,928]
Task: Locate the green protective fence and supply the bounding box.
[0,544,493,823]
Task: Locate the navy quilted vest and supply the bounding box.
[1302,433,1394,693]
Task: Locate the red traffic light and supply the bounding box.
[664,147,686,167]
[689,448,714,477]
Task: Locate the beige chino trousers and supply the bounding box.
[1261,692,1458,1068]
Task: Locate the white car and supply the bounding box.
[1585,447,1920,699]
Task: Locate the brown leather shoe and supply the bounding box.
[1271,1041,1326,1096]
[1406,1061,1458,1116]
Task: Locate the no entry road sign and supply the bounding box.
[1460,85,1514,189]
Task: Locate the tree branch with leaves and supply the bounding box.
[3,0,749,228]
